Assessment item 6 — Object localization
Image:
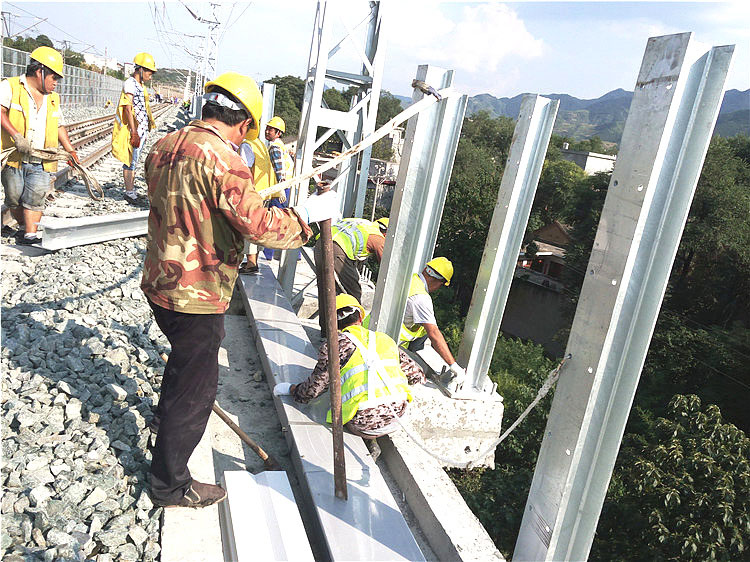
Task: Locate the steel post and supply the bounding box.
[278,1,387,295]
[514,33,734,561]
[260,82,276,141]
[369,65,467,341]
[457,95,559,392]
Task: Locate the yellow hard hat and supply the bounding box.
[205,72,263,140]
[426,257,454,286]
[335,294,365,321]
[133,52,157,72]
[375,217,389,231]
[266,116,286,133]
[30,46,64,77]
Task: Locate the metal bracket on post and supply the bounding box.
[514,33,734,561]
[369,65,467,342]
[457,95,559,396]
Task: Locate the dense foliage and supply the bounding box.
[439,108,749,559]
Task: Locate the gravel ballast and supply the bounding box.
[1,105,185,561]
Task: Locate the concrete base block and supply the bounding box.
[406,382,504,469]
[381,432,505,562]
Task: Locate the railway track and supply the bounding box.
[54,103,173,188]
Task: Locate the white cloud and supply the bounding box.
[391,3,544,75]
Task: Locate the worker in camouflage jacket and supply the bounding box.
[141,72,338,508]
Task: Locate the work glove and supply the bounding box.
[448,362,466,381]
[130,130,141,148]
[294,190,340,224]
[273,382,293,396]
[67,150,81,167]
[276,191,287,204]
[11,132,32,155]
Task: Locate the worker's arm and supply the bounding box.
[268,144,286,183]
[398,348,426,385]
[1,105,20,137]
[367,233,385,262]
[57,126,75,153]
[422,322,456,365]
[291,335,356,403]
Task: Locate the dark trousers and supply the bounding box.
[148,300,226,503]
[314,239,362,332]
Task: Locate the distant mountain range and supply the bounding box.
[394,88,749,144]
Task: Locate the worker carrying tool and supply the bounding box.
[314,216,389,335]
[1,46,80,245]
[111,52,156,206]
[141,71,338,509]
[401,257,466,383]
[274,294,425,459]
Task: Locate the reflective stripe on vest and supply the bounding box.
[326,324,411,424]
[331,218,379,261]
[399,273,429,346]
[1,76,60,172]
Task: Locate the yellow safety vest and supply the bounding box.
[268,138,294,181]
[399,274,429,346]
[332,218,381,261]
[327,324,412,425]
[240,137,277,196]
[111,83,155,165]
[1,76,61,172]
[361,274,430,346]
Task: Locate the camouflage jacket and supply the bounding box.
[141,120,311,314]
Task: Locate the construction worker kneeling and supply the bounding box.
[274,295,425,457]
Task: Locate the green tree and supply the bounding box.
[376,91,403,128]
[592,395,750,561]
[267,75,305,135]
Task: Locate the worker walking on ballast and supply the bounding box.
[274,294,424,459]
[1,46,80,245]
[141,72,338,508]
[112,52,156,206]
[314,216,389,335]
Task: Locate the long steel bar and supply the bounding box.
[458,95,559,392]
[369,65,467,341]
[514,33,734,561]
[39,211,149,251]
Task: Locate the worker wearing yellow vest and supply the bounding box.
[264,116,294,208]
[236,129,285,274]
[402,257,466,382]
[314,216,389,335]
[274,294,424,454]
[112,52,156,206]
[1,46,79,245]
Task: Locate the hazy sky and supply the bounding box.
[3,1,748,100]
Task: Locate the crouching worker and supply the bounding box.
[274,295,424,457]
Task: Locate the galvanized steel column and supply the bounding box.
[457,95,559,392]
[514,33,734,561]
[369,65,467,340]
[260,82,276,140]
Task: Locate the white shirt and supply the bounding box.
[123,76,149,137]
[0,75,64,161]
[403,273,437,327]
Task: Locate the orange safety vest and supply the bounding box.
[1,76,61,172]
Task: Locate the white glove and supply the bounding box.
[448,362,466,380]
[273,382,293,396]
[294,190,340,224]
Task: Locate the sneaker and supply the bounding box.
[366,438,381,462]
[239,264,259,275]
[17,233,42,246]
[124,193,141,206]
[152,481,227,508]
[1,225,18,237]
